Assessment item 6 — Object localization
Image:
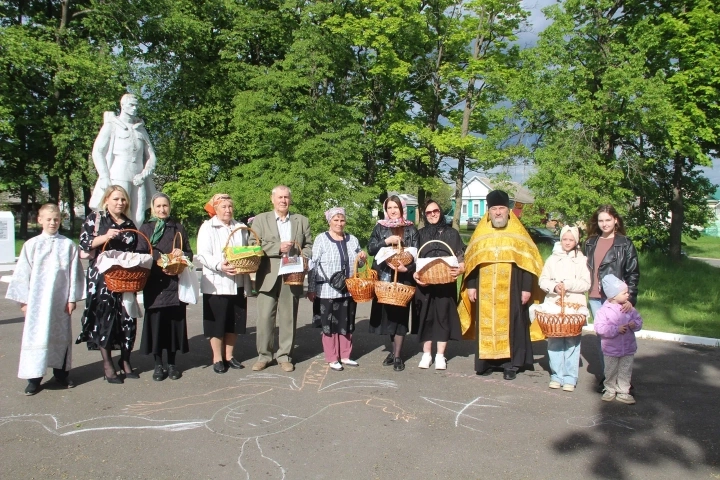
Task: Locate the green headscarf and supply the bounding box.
[149,193,171,246]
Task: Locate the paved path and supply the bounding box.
[690,256,720,268]
[1,281,719,479]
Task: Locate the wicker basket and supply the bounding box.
[160,232,189,276]
[535,296,587,338]
[416,240,456,285]
[386,242,414,268]
[283,241,309,286]
[223,226,264,274]
[374,267,416,307]
[345,254,376,302]
[103,229,152,293]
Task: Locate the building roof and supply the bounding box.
[473,176,535,204]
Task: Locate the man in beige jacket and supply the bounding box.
[250,185,312,372]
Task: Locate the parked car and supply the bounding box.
[466,217,481,230]
[444,214,454,225]
[526,227,559,246]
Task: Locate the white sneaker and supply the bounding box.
[418,353,432,369]
[341,359,359,367]
[435,355,447,370]
[328,361,344,371]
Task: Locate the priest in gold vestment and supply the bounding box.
[458,190,545,380]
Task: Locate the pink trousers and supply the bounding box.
[322,333,353,363]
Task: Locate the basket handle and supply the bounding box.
[287,240,307,257]
[172,231,183,252]
[353,252,370,279]
[223,225,260,251]
[417,239,455,258]
[101,228,152,256]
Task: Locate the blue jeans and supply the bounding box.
[547,335,581,385]
[588,298,605,374]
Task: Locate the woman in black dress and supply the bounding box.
[76,185,140,384]
[412,200,465,370]
[136,193,192,381]
[368,195,418,372]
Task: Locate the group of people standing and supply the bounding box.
[8,184,641,406]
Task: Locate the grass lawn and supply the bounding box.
[683,234,720,259]
[636,253,720,338]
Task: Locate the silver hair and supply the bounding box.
[271,185,292,197]
[151,192,171,206]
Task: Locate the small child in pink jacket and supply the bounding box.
[594,274,643,404]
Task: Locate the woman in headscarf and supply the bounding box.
[195,194,251,374]
[412,199,465,370]
[76,185,140,384]
[307,207,367,371]
[136,193,193,381]
[367,195,419,372]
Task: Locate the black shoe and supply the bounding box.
[227,358,244,370]
[382,353,395,366]
[53,376,74,388]
[596,378,606,394]
[168,365,181,380]
[103,375,124,384]
[393,357,405,372]
[120,361,140,379]
[503,369,517,381]
[152,365,165,382]
[478,368,494,376]
[213,361,227,374]
[24,382,40,396]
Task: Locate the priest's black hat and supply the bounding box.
[486,190,510,208]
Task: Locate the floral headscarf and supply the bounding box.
[325,207,345,223]
[377,196,413,228]
[204,193,232,218]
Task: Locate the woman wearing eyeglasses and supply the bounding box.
[412,200,465,370]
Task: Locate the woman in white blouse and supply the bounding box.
[307,207,367,371]
[196,194,251,374]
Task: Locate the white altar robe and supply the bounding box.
[6,233,86,379]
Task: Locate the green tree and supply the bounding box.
[0,1,127,237]
[517,0,718,258]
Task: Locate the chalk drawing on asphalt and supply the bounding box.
[421,396,508,432]
[0,360,415,480]
[566,414,634,430]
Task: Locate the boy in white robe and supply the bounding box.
[6,204,86,395]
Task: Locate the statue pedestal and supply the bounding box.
[0,211,15,263]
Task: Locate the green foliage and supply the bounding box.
[516,0,719,255]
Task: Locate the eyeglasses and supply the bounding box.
[425,209,441,215]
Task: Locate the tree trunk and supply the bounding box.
[65,175,76,237]
[668,154,684,260]
[19,185,29,239]
[451,15,484,230]
[417,187,427,229]
[48,175,61,204]
[81,170,92,216]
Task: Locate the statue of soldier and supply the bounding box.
[89,93,157,226]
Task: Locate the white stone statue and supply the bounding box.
[89,93,157,226]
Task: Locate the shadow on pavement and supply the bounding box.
[552,344,720,478]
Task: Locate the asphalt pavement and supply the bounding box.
[1,278,719,480]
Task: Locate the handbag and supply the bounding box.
[328,271,348,293]
[322,232,352,294]
[178,266,199,304]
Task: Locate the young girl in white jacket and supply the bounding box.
[537,226,591,391]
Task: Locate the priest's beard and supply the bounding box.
[491,215,509,228]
